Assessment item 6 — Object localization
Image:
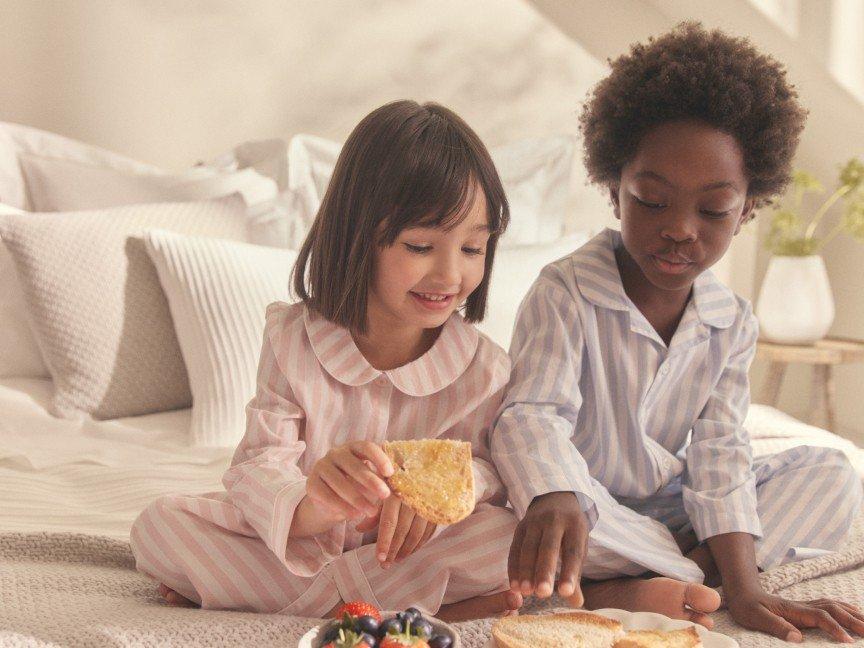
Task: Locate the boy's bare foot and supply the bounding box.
[158,583,199,607]
[437,590,523,622]
[576,577,721,628]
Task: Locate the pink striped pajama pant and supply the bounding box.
[130,492,516,616]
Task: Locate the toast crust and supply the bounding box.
[492,611,626,648]
[613,627,703,648]
[383,439,474,525]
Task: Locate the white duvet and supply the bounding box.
[0,378,231,538]
[1,377,862,540]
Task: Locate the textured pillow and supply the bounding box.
[0,203,47,378]
[0,196,249,420]
[284,133,579,248]
[143,230,298,447]
[475,232,589,350]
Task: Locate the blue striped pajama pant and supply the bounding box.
[576,446,862,582]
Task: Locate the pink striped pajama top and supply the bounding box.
[226,301,511,578]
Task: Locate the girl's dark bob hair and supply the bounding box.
[292,99,509,334]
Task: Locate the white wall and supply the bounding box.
[0,0,606,168]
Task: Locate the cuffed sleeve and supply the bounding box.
[491,277,598,525]
[222,308,345,577]
[683,307,762,541]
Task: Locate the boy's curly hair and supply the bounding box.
[580,22,807,205]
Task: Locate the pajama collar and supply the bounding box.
[303,305,479,396]
[572,229,738,348]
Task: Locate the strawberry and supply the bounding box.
[323,627,373,648]
[333,601,382,623]
[379,619,431,648]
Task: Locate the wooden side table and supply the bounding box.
[756,337,864,433]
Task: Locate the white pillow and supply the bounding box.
[143,230,298,447]
[283,134,343,249]
[204,138,288,191]
[0,196,249,420]
[21,151,276,213]
[201,138,295,248]
[0,203,46,378]
[475,232,589,350]
[491,135,576,245]
[283,133,578,249]
[0,121,163,209]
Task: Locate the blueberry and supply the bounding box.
[379,617,403,636]
[429,635,453,648]
[356,615,379,636]
[360,632,378,647]
[405,606,423,621]
[411,618,433,639]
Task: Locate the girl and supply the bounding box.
[492,22,864,641]
[131,100,523,621]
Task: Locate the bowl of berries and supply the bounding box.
[299,601,460,648]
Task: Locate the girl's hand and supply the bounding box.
[306,441,394,521]
[356,494,437,568]
[727,590,864,643]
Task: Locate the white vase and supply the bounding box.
[756,255,835,345]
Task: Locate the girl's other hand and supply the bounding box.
[306,441,394,520]
[727,591,864,643]
[356,494,436,568]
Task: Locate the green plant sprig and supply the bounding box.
[766,158,864,256]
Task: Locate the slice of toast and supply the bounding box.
[492,611,626,648]
[382,439,474,525]
[614,627,703,648]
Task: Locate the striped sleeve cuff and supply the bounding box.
[229,470,345,578]
[269,480,346,578]
[683,479,763,541]
[507,471,598,530]
[471,458,506,506]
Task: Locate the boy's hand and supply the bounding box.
[306,441,393,520]
[509,491,589,604]
[356,494,437,567]
[728,591,864,643]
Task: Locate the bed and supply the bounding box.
[1,123,863,647]
[2,374,863,647]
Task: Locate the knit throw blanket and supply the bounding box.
[2,516,863,647]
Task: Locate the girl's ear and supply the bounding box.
[734,197,757,235]
[609,185,621,220]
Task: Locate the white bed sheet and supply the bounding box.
[0,378,862,540]
[0,378,232,539]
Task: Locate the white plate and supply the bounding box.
[299,610,461,647]
[483,608,738,648]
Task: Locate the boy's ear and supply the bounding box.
[609,185,621,220]
[734,197,757,235]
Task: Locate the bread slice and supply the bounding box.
[492,611,626,648]
[614,627,703,648]
[382,439,474,525]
